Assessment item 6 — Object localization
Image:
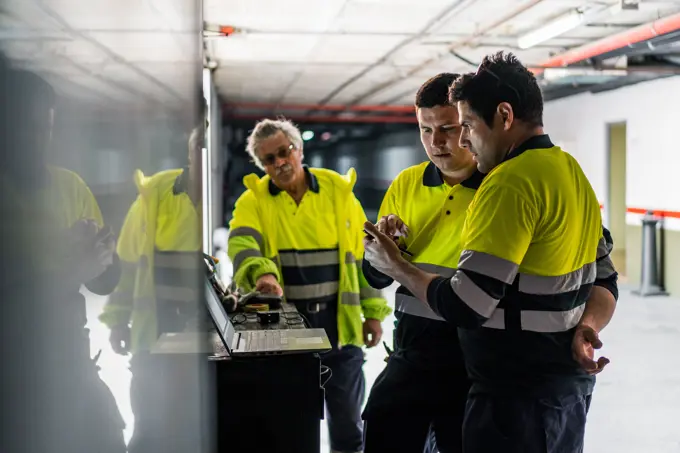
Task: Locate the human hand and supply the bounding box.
[572,324,610,375]
[363,318,383,348]
[109,325,131,355]
[363,221,407,277]
[375,214,409,241]
[255,274,283,296]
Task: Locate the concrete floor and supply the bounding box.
[86,286,680,452]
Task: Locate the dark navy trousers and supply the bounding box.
[302,302,365,453]
[463,393,592,453]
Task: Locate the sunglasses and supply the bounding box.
[259,143,296,167]
[475,63,522,108]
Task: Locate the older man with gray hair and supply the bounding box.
[228,118,391,453]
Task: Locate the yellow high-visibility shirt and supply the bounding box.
[426,134,614,398]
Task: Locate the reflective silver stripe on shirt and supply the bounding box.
[394,293,444,321]
[133,296,157,310]
[233,248,263,271]
[597,234,613,259]
[154,252,200,270]
[345,252,357,264]
[360,287,382,299]
[520,304,586,333]
[279,250,339,267]
[458,250,519,284]
[518,262,596,295]
[341,292,361,306]
[450,271,499,318]
[483,308,505,329]
[482,305,586,333]
[414,262,456,278]
[155,285,199,303]
[596,255,617,279]
[285,281,339,300]
[229,227,264,251]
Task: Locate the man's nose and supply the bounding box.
[431,131,446,147]
[274,155,287,167]
[458,131,468,149]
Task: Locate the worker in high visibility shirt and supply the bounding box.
[228,118,391,453]
[361,73,478,453]
[0,65,125,452]
[363,52,618,453]
[99,126,204,453]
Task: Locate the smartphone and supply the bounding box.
[363,229,413,256]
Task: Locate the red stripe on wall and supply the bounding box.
[626,208,680,219]
[600,203,680,219]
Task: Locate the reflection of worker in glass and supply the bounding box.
[228,118,391,453]
[100,126,204,453]
[0,63,125,452]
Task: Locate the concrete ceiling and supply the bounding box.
[0,0,201,110]
[3,0,680,114]
[204,0,680,115]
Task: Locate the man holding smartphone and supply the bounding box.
[361,73,479,453]
[363,53,618,452]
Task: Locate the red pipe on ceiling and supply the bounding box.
[536,11,680,73]
[226,102,414,113]
[227,114,417,124]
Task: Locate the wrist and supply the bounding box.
[391,256,413,280]
[256,273,278,283]
[577,316,599,332]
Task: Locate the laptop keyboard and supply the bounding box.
[245,330,289,352]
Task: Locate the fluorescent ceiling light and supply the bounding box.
[543,67,628,81]
[517,1,634,50]
[518,9,586,50]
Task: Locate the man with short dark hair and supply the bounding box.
[361,73,478,453]
[363,52,618,452]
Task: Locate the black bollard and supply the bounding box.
[633,211,668,297]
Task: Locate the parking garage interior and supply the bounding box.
[2,0,680,452]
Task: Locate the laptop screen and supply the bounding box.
[204,279,235,346]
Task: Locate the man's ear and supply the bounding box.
[497,102,514,131]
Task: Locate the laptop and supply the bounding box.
[204,279,332,357]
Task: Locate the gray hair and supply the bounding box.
[245,117,303,170]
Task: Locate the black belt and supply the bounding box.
[301,301,329,313]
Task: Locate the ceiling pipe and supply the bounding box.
[535,11,680,73]
[226,114,418,124]
[347,0,547,106]
[226,102,414,113]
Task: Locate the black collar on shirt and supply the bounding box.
[422,161,485,190]
[504,134,554,163]
[172,168,189,195]
[268,165,320,196]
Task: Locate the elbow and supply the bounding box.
[593,273,619,302]
[426,276,489,328]
[436,306,488,329]
[456,312,489,329]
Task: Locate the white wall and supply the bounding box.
[543,76,680,230]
